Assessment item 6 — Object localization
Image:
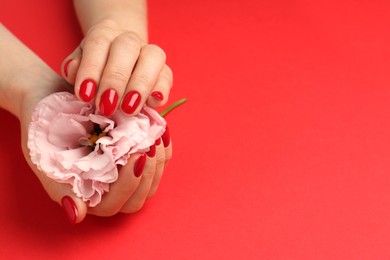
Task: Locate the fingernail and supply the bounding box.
[155,138,161,146]
[100,89,118,116]
[61,196,78,225]
[134,154,146,177]
[121,91,141,114]
[64,59,73,78]
[151,91,164,101]
[79,79,97,102]
[162,126,170,147]
[146,143,156,158]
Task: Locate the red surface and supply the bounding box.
[1,0,390,259]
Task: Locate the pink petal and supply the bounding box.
[48,114,91,148]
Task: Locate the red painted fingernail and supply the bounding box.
[162,126,170,147]
[151,91,164,101]
[121,91,141,114]
[61,196,78,225]
[79,79,97,102]
[146,143,156,158]
[64,59,73,78]
[134,154,146,177]
[100,89,118,116]
[155,138,161,146]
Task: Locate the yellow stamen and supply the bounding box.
[89,132,107,145]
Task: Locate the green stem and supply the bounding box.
[160,98,187,117]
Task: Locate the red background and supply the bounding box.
[1,0,390,259]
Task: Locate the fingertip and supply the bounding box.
[120,90,142,115]
[62,59,73,78]
[151,91,164,101]
[62,46,82,84]
[147,90,168,108]
[62,58,80,85]
[60,195,87,224]
[146,64,173,108]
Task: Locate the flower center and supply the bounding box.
[88,132,107,145]
[87,123,107,146]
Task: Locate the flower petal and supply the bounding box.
[28,92,167,207]
[48,114,91,148]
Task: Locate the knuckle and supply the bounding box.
[81,62,101,75]
[86,34,111,50]
[145,44,166,60]
[115,33,141,52]
[104,66,129,84]
[132,73,154,87]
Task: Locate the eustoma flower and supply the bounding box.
[27,92,166,207]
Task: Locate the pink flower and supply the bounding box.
[27,92,166,207]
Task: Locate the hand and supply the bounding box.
[16,62,172,224]
[61,19,173,116]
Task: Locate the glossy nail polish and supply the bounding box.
[99,89,118,116]
[134,154,146,177]
[155,138,161,146]
[151,91,164,101]
[146,144,156,158]
[121,91,141,114]
[162,126,170,147]
[79,79,97,102]
[61,196,77,225]
[63,59,73,78]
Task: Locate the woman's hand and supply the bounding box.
[18,71,172,224]
[61,19,173,117]
[0,24,172,224]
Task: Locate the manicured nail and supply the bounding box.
[121,91,141,114]
[155,138,161,146]
[61,196,77,225]
[99,89,118,116]
[63,59,73,78]
[151,91,164,101]
[79,79,97,102]
[134,154,146,177]
[162,126,170,147]
[146,143,156,158]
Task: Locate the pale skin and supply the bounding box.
[64,0,173,116]
[0,0,173,223]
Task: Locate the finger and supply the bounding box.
[147,64,173,108]
[121,147,157,213]
[87,154,145,217]
[120,44,166,115]
[162,126,173,164]
[95,32,141,116]
[74,31,114,104]
[147,139,166,198]
[61,46,82,85]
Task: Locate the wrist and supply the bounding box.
[73,0,148,43]
[90,18,148,45]
[4,64,60,119]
